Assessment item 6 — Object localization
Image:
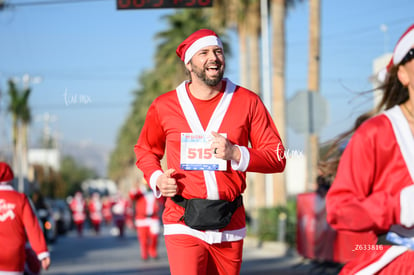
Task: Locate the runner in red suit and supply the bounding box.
[69,191,86,236]
[0,162,51,274]
[88,192,103,235]
[326,24,414,274]
[134,29,286,275]
[111,192,130,238]
[129,185,161,260]
[101,195,113,226]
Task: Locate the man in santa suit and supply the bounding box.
[0,162,51,274]
[129,184,161,261]
[101,195,113,226]
[326,23,414,274]
[69,191,86,237]
[111,192,130,238]
[134,29,286,275]
[88,192,103,235]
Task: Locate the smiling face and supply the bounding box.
[186,45,225,87]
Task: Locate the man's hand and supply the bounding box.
[210,131,241,162]
[156,169,177,197]
[42,257,51,270]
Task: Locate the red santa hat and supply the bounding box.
[176,29,223,64]
[0,162,14,184]
[377,24,414,82]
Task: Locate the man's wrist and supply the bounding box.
[231,145,241,162]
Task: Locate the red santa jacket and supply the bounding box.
[326,106,414,274]
[88,196,103,223]
[134,79,286,244]
[129,186,160,226]
[0,185,49,272]
[69,194,86,224]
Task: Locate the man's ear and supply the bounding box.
[185,62,192,72]
[398,66,409,86]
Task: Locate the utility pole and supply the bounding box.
[307,0,321,191]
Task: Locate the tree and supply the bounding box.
[7,79,31,191]
[270,0,304,206]
[60,156,98,196]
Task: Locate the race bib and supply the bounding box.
[180,133,227,171]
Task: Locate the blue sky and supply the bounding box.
[0,0,413,156]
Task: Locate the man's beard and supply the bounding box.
[191,62,224,86]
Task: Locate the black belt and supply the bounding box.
[171,195,243,212]
[170,195,243,230]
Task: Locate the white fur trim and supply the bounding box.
[149,170,163,198]
[0,271,23,275]
[184,35,223,64]
[176,78,236,200]
[37,252,50,261]
[384,106,414,181]
[393,28,414,65]
[355,246,408,275]
[163,223,246,244]
[400,185,414,227]
[0,185,13,190]
[384,106,414,226]
[231,145,249,172]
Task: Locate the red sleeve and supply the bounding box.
[22,196,48,256]
[326,123,399,234]
[246,96,286,173]
[134,100,166,184]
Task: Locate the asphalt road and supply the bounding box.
[42,225,342,275]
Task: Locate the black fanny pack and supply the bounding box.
[171,195,243,231]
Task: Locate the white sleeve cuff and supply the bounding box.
[400,185,414,227]
[149,170,163,198]
[37,252,50,261]
[231,145,250,172]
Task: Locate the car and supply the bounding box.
[28,196,58,244]
[36,204,58,243]
[48,199,73,235]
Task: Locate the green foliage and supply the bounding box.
[60,156,98,196]
[256,199,297,247]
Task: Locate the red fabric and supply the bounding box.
[137,226,158,260]
[165,235,243,275]
[134,80,286,231]
[130,187,161,258]
[102,197,113,224]
[0,186,48,272]
[187,82,224,129]
[296,192,336,261]
[129,187,161,220]
[88,198,103,224]
[70,196,86,224]
[339,248,414,275]
[327,114,409,235]
[326,112,414,271]
[0,162,14,182]
[176,29,220,62]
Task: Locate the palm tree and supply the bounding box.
[270,0,305,206]
[306,0,321,191]
[7,79,31,191]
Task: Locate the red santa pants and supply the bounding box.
[165,235,243,275]
[137,226,158,260]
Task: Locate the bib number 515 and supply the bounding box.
[187,148,213,160]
